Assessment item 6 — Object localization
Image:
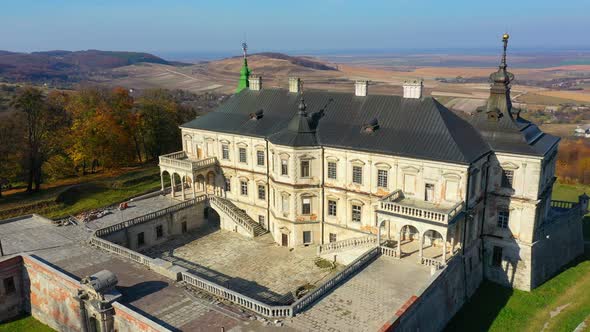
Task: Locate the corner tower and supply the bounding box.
[236,42,251,93]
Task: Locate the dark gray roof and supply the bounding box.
[181,88,492,164]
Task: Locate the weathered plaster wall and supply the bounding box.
[102,202,207,250]
[0,256,25,322]
[112,302,172,332]
[22,255,84,332]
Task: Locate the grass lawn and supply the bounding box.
[0,164,162,220]
[446,182,590,332]
[0,315,54,332]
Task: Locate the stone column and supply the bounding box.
[192,180,197,199]
[181,177,186,200]
[450,236,455,255]
[419,233,424,260]
[171,174,176,197]
[160,172,165,191]
[397,229,402,258]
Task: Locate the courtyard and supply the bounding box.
[142,226,344,305]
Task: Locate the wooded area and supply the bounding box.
[0,86,224,197]
[556,138,590,185]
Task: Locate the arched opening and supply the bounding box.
[161,171,171,191]
[398,225,420,258]
[422,229,445,260]
[171,173,182,198]
[196,174,205,192]
[204,207,220,228]
[206,171,216,194]
[88,316,99,332]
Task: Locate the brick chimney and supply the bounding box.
[289,77,301,93]
[355,80,368,97]
[403,79,423,99]
[249,76,262,91]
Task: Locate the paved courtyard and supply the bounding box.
[143,227,343,305]
[285,256,432,332]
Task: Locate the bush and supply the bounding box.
[43,155,77,181]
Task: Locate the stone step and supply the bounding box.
[210,196,268,237]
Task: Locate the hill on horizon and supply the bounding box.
[0,50,173,85]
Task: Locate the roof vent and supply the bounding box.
[289,77,301,93]
[249,76,262,91]
[249,109,264,120]
[355,80,368,97]
[362,118,379,133]
[403,79,423,99]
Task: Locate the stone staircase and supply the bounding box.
[208,195,267,237]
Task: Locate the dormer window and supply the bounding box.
[361,118,379,133]
[249,109,263,120]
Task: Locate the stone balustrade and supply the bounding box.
[90,237,153,267]
[550,200,575,209]
[208,196,256,236]
[158,151,217,173]
[379,246,398,258]
[317,236,377,255]
[420,256,445,270]
[94,197,203,238]
[379,190,464,224]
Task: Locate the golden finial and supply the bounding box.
[502,33,510,41]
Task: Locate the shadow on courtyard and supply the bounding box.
[118,280,169,303]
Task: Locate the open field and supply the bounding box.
[0,315,55,332]
[0,165,161,220]
[446,182,590,332]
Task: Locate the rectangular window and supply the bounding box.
[222,144,230,160]
[240,180,248,196]
[258,215,265,225]
[329,233,337,243]
[300,160,310,177]
[156,225,164,239]
[257,150,265,166]
[351,204,362,222]
[327,161,337,179]
[425,183,435,202]
[377,169,388,188]
[303,231,312,244]
[239,147,247,163]
[328,200,337,216]
[352,166,363,184]
[302,198,311,215]
[137,232,145,247]
[3,277,16,295]
[445,180,459,201]
[492,246,503,267]
[497,210,510,228]
[281,159,288,176]
[225,178,231,192]
[257,184,266,200]
[502,169,514,188]
[181,221,187,233]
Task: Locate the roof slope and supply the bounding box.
[182,88,491,164]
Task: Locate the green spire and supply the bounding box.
[236,42,250,93]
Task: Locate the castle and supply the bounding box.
[158,35,587,291]
[1,35,587,332]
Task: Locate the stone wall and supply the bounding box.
[22,255,84,332]
[0,254,184,332]
[102,202,207,250]
[0,256,25,322]
[112,302,172,332]
[379,249,482,332]
[531,209,584,288]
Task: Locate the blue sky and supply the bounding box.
[2,0,588,55]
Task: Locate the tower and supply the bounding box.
[236,42,251,93]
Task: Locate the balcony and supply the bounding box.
[159,151,217,173]
[378,190,464,225]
